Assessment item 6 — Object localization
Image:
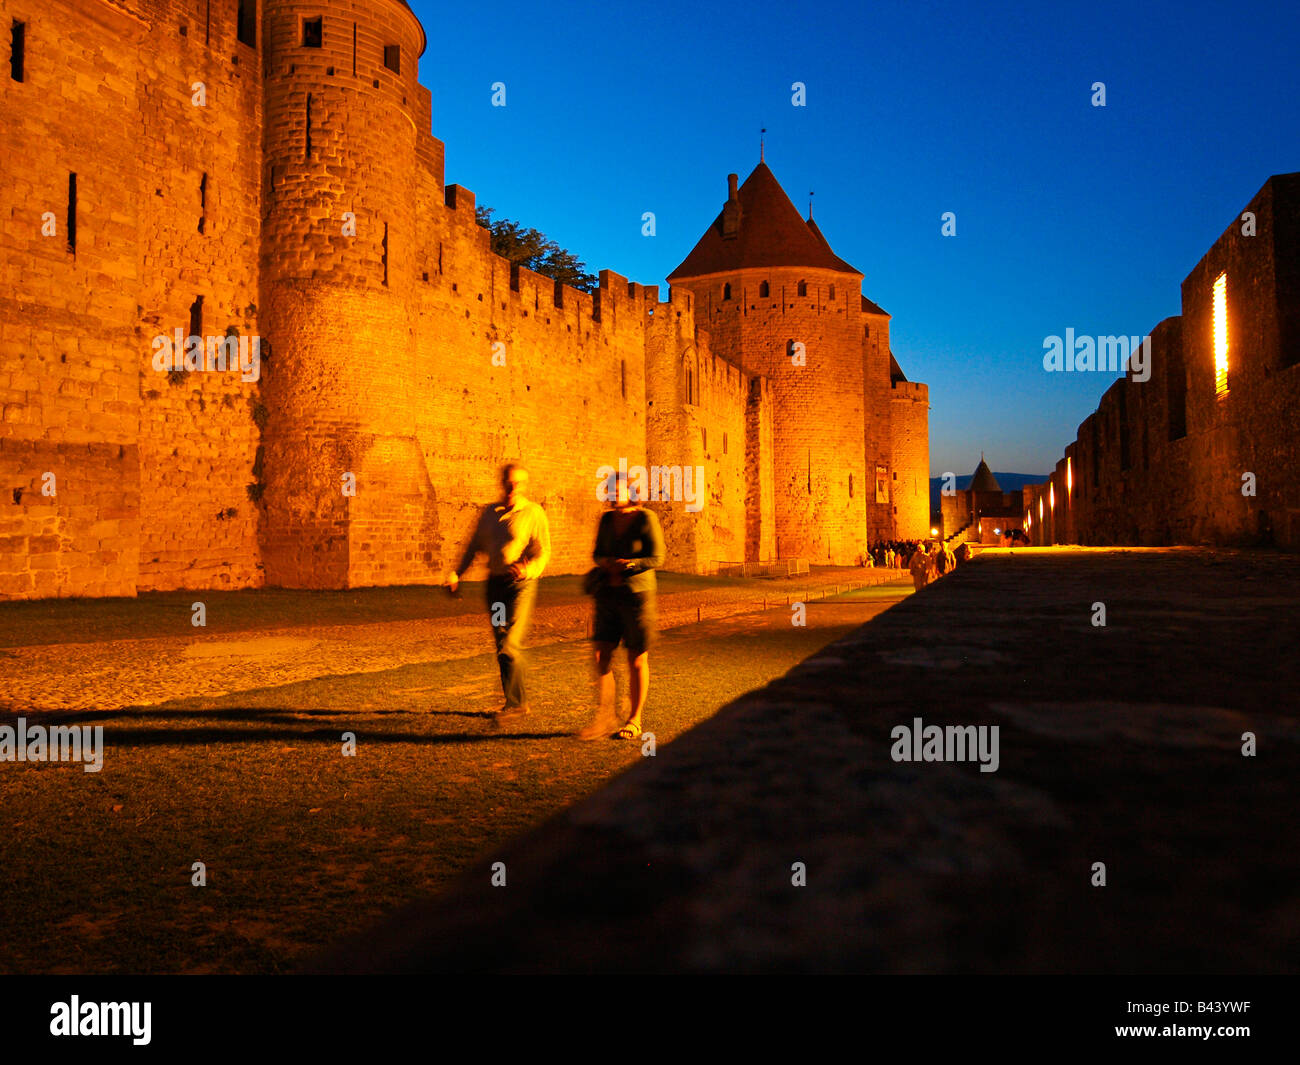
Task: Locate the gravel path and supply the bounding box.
[0,569,909,713]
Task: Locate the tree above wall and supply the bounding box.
[475,206,598,293]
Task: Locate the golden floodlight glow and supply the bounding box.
[1066,457,1073,495]
[1038,498,1044,520]
[930,527,938,536]
[1214,272,1229,397]
[1050,482,1055,510]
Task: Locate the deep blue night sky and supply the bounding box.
[407,0,1299,477]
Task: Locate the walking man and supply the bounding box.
[447,463,551,725]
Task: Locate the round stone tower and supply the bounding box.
[668,163,880,564]
[258,0,432,588]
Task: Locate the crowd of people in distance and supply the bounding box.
[859,537,972,591]
[859,540,925,570]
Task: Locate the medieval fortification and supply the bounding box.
[0,0,931,600]
[1024,174,1299,550]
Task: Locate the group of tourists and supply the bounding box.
[860,540,926,570]
[448,463,664,742]
[860,535,975,590]
[906,538,970,590]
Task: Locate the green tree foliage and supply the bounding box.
[475,206,598,293]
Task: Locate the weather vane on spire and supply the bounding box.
[760,127,766,161]
[809,190,815,220]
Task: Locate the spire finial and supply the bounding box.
[760,127,766,162]
[808,189,814,220]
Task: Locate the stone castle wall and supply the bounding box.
[1025,174,1300,550]
[0,0,926,599]
[889,380,930,540]
[670,267,901,565]
[0,0,263,598]
[643,295,761,572]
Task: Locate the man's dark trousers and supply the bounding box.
[486,574,537,709]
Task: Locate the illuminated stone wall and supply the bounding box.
[0,0,263,597]
[667,268,920,565]
[0,0,928,598]
[1025,173,1300,549]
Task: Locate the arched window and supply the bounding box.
[759,281,769,298]
[723,283,732,301]
[797,280,807,297]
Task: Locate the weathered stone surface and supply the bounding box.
[0,0,928,599]
[1027,174,1300,550]
[307,548,1300,973]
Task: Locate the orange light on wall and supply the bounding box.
[1213,272,1228,397]
[1026,510,1032,530]
[1066,457,1073,496]
[1038,498,1044,520]
[1049,482,1055,510]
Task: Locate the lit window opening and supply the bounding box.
[1213,272,1228,397]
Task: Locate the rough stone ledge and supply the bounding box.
[307,549,1300,973]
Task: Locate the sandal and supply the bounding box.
[614,721,642,740]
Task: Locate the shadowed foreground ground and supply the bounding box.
[0,574,906,973]
[311,547,1300,974]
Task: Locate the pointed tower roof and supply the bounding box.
[970,456,1001,493]
[806,216,833,251]
[889,351,908,384]
[668,162,860,279]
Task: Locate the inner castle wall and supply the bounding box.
[1024,173,1300,550]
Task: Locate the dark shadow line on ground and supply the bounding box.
[43,726,577,746]
[0,706,503,726]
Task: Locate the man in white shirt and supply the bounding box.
[448,464,551,724]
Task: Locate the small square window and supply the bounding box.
[303,17,322,48]
[383,44,400,74]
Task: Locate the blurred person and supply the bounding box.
[447,463,550,726]
[577,470,666,741]
[909,542,933,591]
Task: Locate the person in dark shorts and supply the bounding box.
[576,470,665,740]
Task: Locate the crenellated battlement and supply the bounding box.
[0,0,929,598]
[891,380,930,401]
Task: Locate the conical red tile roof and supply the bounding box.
[970,458,1001,493]
[668,163,860,279]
